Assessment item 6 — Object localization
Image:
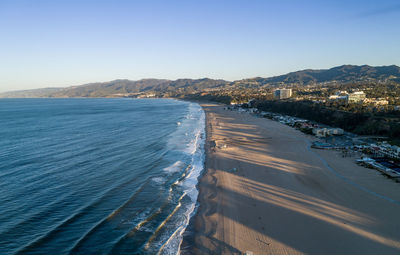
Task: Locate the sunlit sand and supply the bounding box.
[183,103,400,255]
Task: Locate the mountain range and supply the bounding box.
[1,65,399,98]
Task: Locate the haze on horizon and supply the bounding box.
[0,0,399,93]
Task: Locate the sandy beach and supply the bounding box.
[181,103,400,255]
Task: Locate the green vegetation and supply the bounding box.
[254,100,400,139]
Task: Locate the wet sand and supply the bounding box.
[181,103,400,255]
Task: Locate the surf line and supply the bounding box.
[306,140,400,206]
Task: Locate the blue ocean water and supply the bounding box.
[0,98,205,255]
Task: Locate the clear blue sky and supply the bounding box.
[1,0,399,92]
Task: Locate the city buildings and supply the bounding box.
[328,91,366,103]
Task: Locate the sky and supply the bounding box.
[0,0,399,92]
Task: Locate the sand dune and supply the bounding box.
[181,103,400,255]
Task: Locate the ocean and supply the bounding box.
[0,98,205,254]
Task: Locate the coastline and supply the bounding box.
[181,102,400,255]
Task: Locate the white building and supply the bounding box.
[312,127,344,137]
[274,89,292,99]
[328,128,344,135]
[347,91,366,103]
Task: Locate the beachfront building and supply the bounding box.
[374,143,400,159]
[274,89,292,99]
[137,93,156,98]
[329,128,344,135]
[313,128,328,137]
[369,143,400,159]
[312,127,344,137]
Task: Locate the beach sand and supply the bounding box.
[181,103,400,255]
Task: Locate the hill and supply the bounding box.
[0,78,228,98]
[1,65,399,98]
[242,65,400,85]
[49,79,170,97]
[0,88,64,98]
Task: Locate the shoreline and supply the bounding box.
[179,101,214,254]
[181,102,400,255]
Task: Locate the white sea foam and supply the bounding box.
[167,103,205,156]
[159,102,206,255]
[152,177,165,184]
[164,161,184,173]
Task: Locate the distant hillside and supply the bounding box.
[0,78,228,98]
[155,78,228,92]
[0,88,64,98]
[48,78,228,97]
[49,79,170,97]
[1,65,399,98]
[246,65,400,85]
